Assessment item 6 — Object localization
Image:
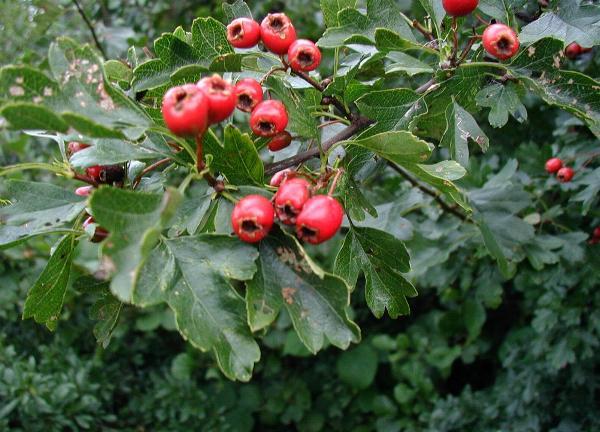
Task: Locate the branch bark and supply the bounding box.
[71,0,106,58]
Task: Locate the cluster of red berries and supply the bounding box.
[589,227,600,245]
[565,43,592,60]
[545,157,575,183]
[442,0,520,61]
[68,141,124,242]
[231,170,344,245]
[226,13,322,73]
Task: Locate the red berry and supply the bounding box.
[482,24,520,60]
[593,227,600,238]
[197,75,236,123]
[83,216,109,243]
[162,84,209,136]
[250,100,288,137]
[227,18,261,48]
[274,178,311,225]
[296,195,344,245]
[287,39,322,72]
[67,141,90,155]
[565,43,583,59]
[270,169,293,187]
[442,0,479,17]
[86,165,125,184]
[260,13,297,55]
[556,167,575,183]
[268,131,292,151]
[234,78,263,113]
[231,195,275,243]
[545,157,563,173]
[75,186,93,196]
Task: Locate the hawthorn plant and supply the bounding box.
[0,0,598,381]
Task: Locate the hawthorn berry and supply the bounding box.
[260,13,297,55]
[231,195,274,243]
[268,131,293,151]
[162,84,209,136]
[86,164,125,184]
[442,0,479,17]
[482,23,520,60]
[270,169,293,187]
[83,216,109,243]
[75,185,93,196]
[67,141,90,155]
[274,178,311,225]
[287,39,322,72]
[556,167,575,183]
[545,157,563,174]
[234,78,263,113]
[250,100,288,137]
[565,43,583,59]
[296,195,344,244]
[227,17,261,48]
[197,75,237,123]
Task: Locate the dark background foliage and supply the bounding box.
[1,0,599,431]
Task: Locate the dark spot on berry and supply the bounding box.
[298,50,313,67]
[238,93,253,110]
[258,121,275,134]
[242,219,261,234]
[278,204,299,224]
[228,23,243,39]
[269,16,284,31]
[299,225,318,241]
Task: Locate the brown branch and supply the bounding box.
[457,30,478,66]
[292,69,352,120]
[388,162,471,223]
[132,158,171,189]
[412,19,434,41]
[450,17,459,66]
[415,78,436,94]
[264,115,373,175]
[70,0,106,58]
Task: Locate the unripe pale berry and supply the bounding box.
[545,157,563,174]
[162,84,209,136]
[227,18,261,48]
[231,195,275,243]
[234,78,263,113]
[197,75,236,123]
[83,216,109,243]
[442,0,479,17]
[269,169,293,187]
[287,39,322,72]
[260,13,297,55]
[67,141,90,155]
[296,195,344,244]
[75,186,94,196]
[268,131,292,151]
[482,24,520,60]
[250,100,288,137]
[274,178,311,225]
[556,167,575,183]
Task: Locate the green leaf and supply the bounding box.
[375,28,436,54]
[1,103,69,132]
[90,187,182,302]
[336,344,378,390]
[0,180,86,248]
[246,230,360,353]
[69,139,164,168]
[223,0,253,22]
[417,0,445,35]
[475,82,528,128]
[571,167,600,214]
[335,227,416,318]
[164,234,260,381]
[519,0,600,46]
[440,101,489,167]
[206,126,263,185]
[404,161,470,211]
[463,299,486,342]
[104,59,132,84]
[321,0,357,27]
[317,0,416,48]
[339,131,433,165]
[22,235,77,330]
[385,52,434,77]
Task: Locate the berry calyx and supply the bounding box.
[296,195,344,244]
[274,178,311,225]
[250,100,288,137]
[67,141,90,155]
[442,0,479,17]
[75,186,94,196]
[83,216,109,243]
[197,75,236,123]
[287,39,322,72]
[86,164,125,184]
[556,167,575,183]
[482,24,520,60]
[227,18,261,48]
[545,157,563,173]
[162,84,209,136]
[270,169,293,187]
[260,13,297,55]
[234,78,263,113]
[268,131,292,151]
[231,195,275,243]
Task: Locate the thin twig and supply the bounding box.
[70,0,106,58]
[450,17,459,66]
[388,162,471,223]
[328,168,344,196]
[132,158,171,189]
[457,30,478,65]
[292,69,352,120]
[72,172,99,187]
[415,78,436,94]
[196,134,205,172]
[412,19,434,41]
